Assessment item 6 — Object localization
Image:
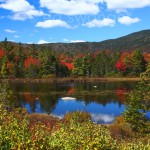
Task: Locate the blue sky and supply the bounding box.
[0,0,150,44]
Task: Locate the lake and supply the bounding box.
[10,81,138,124]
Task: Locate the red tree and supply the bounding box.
[58,54,74,70]
[24,57,40,69]
[0,49,5,57]
[116,60,126,72]
[116,52,132,72]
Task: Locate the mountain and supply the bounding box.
[1,29,150,53]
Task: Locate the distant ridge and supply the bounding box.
[1,29,150,53]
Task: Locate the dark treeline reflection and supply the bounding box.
[16,94,59,114]
[10,81,137,113]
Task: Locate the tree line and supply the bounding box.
[0,38,149,78]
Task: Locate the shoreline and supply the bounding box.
[0,77,142,83]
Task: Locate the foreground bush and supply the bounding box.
[0,109,117,149]
[108,116,135,140]
[49,121,117,150]
[120,141,150,150]
[63,111,91,123]
[1,108,150,149]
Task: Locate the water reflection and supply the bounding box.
[91,113,115,123]
[11,81,138,124]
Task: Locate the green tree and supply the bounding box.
[91,51,112,76]
[38,49,57,78]
[14,43,25,77]
[109,51,121,75]
[124,50,146,76]
[0,56,8,78]
[72,57,83,76]
[140,62,150,79]
[72,54,90,77]
[56,63,70,77]
[0,81,16,111]
[124,81,150,133]
[3,38,14,56]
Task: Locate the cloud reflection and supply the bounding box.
[51,113,115,124]
[91,113,115,123]
[51,114,64,119]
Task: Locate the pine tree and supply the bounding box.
[130,49,146,75]
[0,56,8,78]
[38,49,57,78]
[124,81,150,133]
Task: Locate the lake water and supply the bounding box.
[10,81,138,124]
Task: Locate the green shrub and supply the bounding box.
[63,111,91,123]
[120,141,150,150]
[108,116,134,140]
[49,121,117,150]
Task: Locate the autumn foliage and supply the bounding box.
[0,49,5,57]
[116,52,132,72]
[0,40,149,78]
[24,57,40,69]
[116,61,126,72]
[58,54,74,70]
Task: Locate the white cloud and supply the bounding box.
[5,29,16,33]
[0,0,45,20]
[104,0,150,12]
[63,39,86,43]
[40,0,101,15]
[70,40,86,43]
[118,16,141,25]
[27,42,34,44]
[39,0,150,16]
[11,10,44,21]
[36,20,71,28]
[83,18,115,28]
[37,40,49,44]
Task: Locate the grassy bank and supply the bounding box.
[0,77,142,83]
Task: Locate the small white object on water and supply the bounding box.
[93,86,97,88]
[61,97,76,100]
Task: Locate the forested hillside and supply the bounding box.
[29,29,150,53]
[0,29,150,54]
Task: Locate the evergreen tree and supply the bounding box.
[110,52,121,75]
[130,49,146,75]
[140,62,150,80]
[124,50,146,76]
[124,81,150,133]
[0,56,8,78]
[72,54,90,77]
[38,49,57,78]
[91,51,111,76]
[14,43,25,77]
